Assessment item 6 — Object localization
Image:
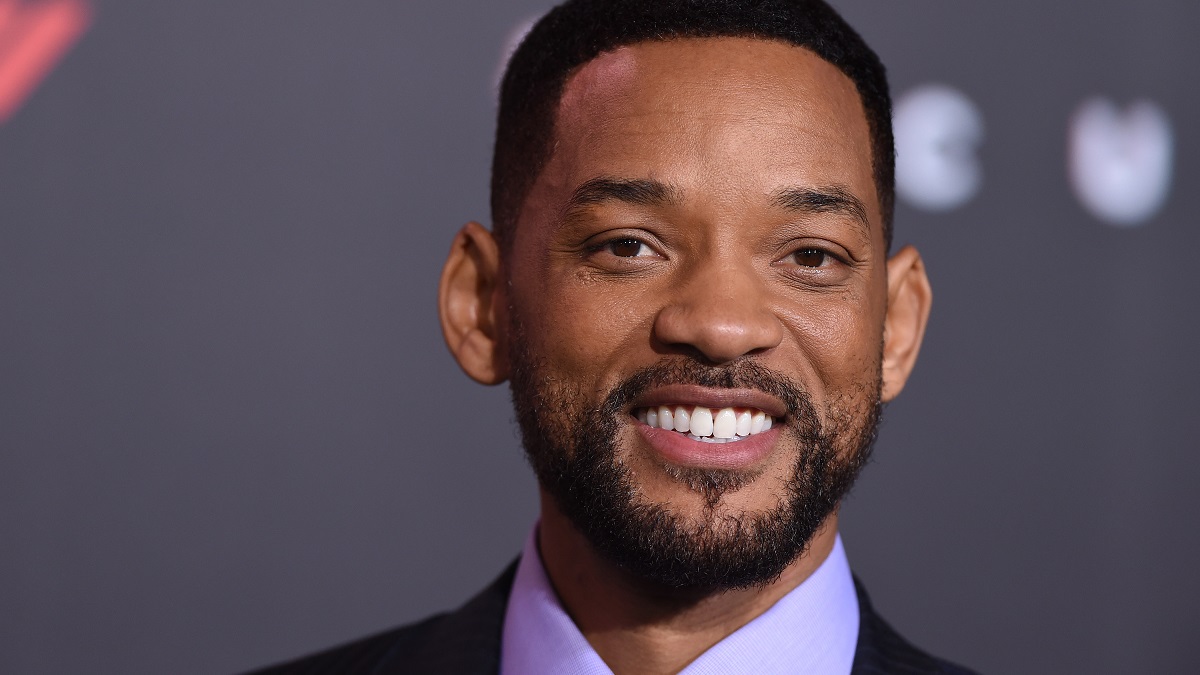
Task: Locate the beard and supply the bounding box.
[509,341,882,592]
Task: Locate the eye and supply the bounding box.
[789,248,834,268]
[580,233,665,271]
[601,238,656,258]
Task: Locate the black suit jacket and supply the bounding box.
[249,561,977,674]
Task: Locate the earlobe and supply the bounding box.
[437,222,510,385]
[881,245,933,402]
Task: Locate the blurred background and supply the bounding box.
[2,1,1197,673]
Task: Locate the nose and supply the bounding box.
[652,259,784,364]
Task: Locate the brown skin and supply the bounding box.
[439,38,932,675]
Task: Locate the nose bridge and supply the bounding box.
[653,248,783,363]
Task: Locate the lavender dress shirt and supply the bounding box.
[500,525,860,674]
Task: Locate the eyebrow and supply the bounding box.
[771,185,871,233]
[560,177,871,235]
[562,177,678,215]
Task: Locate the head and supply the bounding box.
[439,0,932,591]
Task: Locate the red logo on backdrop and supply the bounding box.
[0,0,91,124]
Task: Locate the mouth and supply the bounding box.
[628,385,787,470]
[633,405,775,443]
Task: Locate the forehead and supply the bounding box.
[559,37,864,122]
[534,37,879,226]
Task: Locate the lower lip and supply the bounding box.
[635,421,783,471]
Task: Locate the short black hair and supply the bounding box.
[492,0,895,251]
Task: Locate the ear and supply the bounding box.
[881,245,933,402]
[438,222,509,385]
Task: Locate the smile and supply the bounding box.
[634,406,776,443]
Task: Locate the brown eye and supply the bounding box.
[792,249,829,267]
[608,239,650,257]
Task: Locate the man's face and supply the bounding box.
[503,38,890,589]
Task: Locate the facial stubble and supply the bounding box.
[509,334,882,592]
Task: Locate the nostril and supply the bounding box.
[653,314,783,364]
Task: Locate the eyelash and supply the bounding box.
[788,247,842,268]
[584,238,848,272]
[586,236,658,259]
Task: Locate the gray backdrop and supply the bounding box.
[2,1,1197,673]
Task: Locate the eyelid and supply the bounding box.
[776,241,850,265]
[584,230,667,258]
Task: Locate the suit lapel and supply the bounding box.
[368,563,956,675]
[850,576,944,675]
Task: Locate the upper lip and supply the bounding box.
[630,385,788,419]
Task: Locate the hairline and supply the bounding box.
[493,13,895,255]
[528,36,883,230]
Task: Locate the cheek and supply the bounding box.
[511,268,655,388]
[779,290,885,394]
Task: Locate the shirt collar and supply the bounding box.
[500,524,859,675]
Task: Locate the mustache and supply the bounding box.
[600,357,817,427]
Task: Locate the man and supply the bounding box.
[252,0,974,672]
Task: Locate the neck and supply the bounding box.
[536,493,839,675]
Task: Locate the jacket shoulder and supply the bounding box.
[246,613,445,675]
[851,577,980,675]
[244,561,517,675]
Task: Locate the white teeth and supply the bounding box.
[689,434,740,443]
[673,406,690,432]
[750,411,765,434]
[636,405,776,438]
[713,408,737,439]
[690,407,714,437]
[735,410,752,437]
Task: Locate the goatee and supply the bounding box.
[510,351,881,592]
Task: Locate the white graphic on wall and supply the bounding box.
[1069,98,1173,227]
[893,84,985,212]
